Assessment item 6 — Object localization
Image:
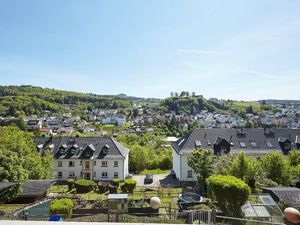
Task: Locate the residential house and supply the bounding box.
[34,137,129,181]
[171,128,300,181]
[27,120,42,131]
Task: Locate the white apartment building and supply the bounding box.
[34,136,129,181]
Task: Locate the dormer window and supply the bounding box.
[239,141,247,148]
[221,145,227,152]
[250,141,258,148]
[284,143,291,150]
[60,148,65,154]
[71,148,76,154]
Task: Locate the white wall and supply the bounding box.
[179,153,198,182]
[54,157,127,181]
[172,149,181,180]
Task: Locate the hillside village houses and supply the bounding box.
[34,136,129,181]
[171,128,300,181]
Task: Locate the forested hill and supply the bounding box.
[0,85,133,117]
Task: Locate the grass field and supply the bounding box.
[232,101,263,113]
[139,169,170,175]
[0,204,25,218]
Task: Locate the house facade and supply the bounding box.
[34,137,129,181]
[171,128,300,181]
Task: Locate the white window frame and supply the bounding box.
[69,171,75,178]
[101,172,108,178]
[114,172,118,178]
[58,161,62,167]
[114,161,118,167]
[69,161,75,167]
[58,172,63,178]
[101,161,108,167]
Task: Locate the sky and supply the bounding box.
[0,0,300,100]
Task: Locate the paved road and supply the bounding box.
[132,174,179,188]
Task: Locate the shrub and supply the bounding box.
[112,178,120,187]
[108,185,118,194]
[49,198,74,218]
[207,175,250,218]
[75,179,96,193]
[121,179,137,193]
[67,178,75,191]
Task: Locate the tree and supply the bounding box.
[258,152,291,185]
[188,148,216,185]
[229,152,258,188]
[288,150,300,167]
[170,92,174,97]
[207,175,250,217]
[192,92,196,97]
[215,154,235,175]
[0,126,53,202]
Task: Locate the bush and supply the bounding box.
[112,178,120,187]
[207,175,250,218]
[108,185,118,194]
[75,179,96,193]
[49,198,74,218]
[121,179,137,193]
[67,178,75,191]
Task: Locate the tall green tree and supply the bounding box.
[258,152,291,186]
[188,148,216,184]
[288,150,300,167]
[0,126,53,202]
[229,152,258,188]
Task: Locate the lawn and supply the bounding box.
[48,185,68,193]
[139,169,170,175]
[0,204,25,218]
[232,101,262,111]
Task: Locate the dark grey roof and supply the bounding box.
[278,137,290,143]
[172,128,300,156]
[19,180,55,197]
[0,182,17,192]
[262,187,300,208]
[34,137,129,159]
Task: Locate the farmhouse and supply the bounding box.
[171,128,300,181]
[34,137,129,181]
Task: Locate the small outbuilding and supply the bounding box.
[108,194,128,213]
[10,180,55,204]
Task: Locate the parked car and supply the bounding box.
[171,169,176,179]
[144,174,153,184]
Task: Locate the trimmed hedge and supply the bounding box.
[75,179,96,193]
[112,178,120,187]
[121,179,137,193]
[49,198,74,218]
[207,175,250,218]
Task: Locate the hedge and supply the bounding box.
[112,178,120,187]
[121,179,137,193]
[75,179,96,193]
[49,198,74,218]
[207,175,250,217]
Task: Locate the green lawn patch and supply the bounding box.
[139,169,170,175]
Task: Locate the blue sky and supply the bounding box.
[0,0,300,100]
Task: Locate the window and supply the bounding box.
[250,141,258,148]
[265,140,273,148]
[195,140,202,147]
[102,161,108,167]
[69,171,75,178]
[101,172,108,178]
[114,172,118,178]
[60,149,65,154]
[58,172,63,178]
[58,161,62,167]
[187,170,193,178]
[221,145,228,152]
[71,148,76,154]
[239,141,247,148]
[94,161,96,166]
[94,172,96,177]
[85,161,90,170]
[114,161,118,167]
[207,140,211,146]
[284,143,291,150]
[69,161,75,167]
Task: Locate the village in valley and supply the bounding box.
[0,85,300,224]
